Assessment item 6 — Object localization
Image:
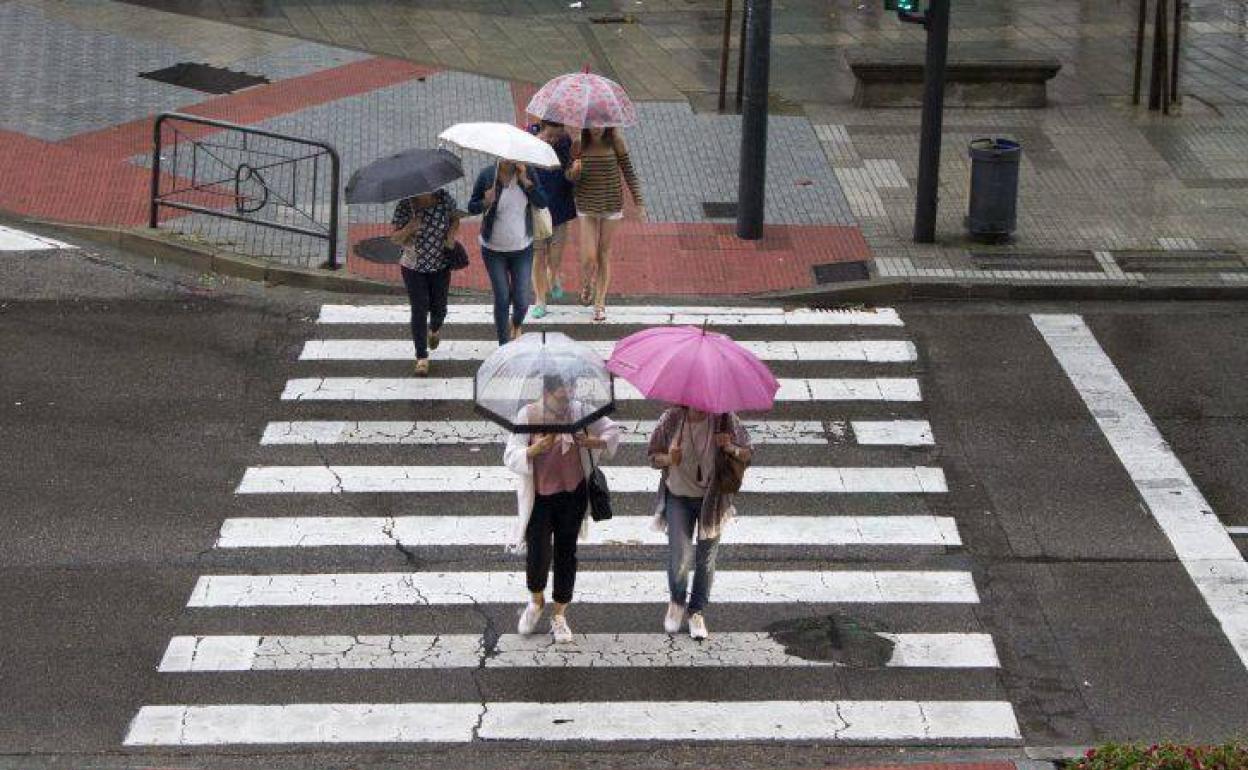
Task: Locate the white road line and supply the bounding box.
[157,632,998,671]
[215,515,962,548]
[259,419,933,447]
[1226,526,1248,536]
[125,700,1020,744]
[0,225,75,251]
[300,339,918,363]
[186,570,978,606]
[279,377,922,402]
[234,465,948,494]
[1034,314,1248,671]
[317,304,904,327]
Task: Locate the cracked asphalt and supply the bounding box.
[2,222,1248,769]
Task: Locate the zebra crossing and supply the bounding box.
[125,302,1022,747]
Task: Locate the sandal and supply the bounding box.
[550,279,565,301]
[531,305,547,320]
[592,306,606,323]
[414,358,430,377]
[579,284,593,306]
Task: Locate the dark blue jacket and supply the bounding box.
[467,165,549,245]
[527,125,577,227]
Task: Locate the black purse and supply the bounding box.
[584,439,612,522]
[444,241,469,271]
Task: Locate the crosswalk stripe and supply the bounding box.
[235,465,949,494]
[300,339,918,363]
[0,225,75,251]
[125,700,1020,744]
[317,304,904,327]
[215,515,962,548]
[157,632,999,671]
[187,570,978,607]
[280,377,923,402]
[258,419,933,446]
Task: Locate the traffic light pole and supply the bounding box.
[736,0,771,240]
[912,0,950,243]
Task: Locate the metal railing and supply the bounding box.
[149,112,342,269]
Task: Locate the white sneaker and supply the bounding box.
[518,602,545,635]
[550,614,574,643]
[664,602,686,634]
[688,612,709,640]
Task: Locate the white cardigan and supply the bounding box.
[502,401,621,553]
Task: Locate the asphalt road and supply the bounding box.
[1,228,1246,770]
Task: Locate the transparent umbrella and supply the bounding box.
[474,331,615,434]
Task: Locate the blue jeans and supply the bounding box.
[481,244,533,344]
[665,492,720,613]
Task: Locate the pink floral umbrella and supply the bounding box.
[526,70,637,129]
[607,326,779,414]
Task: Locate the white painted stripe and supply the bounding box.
[852,419,934,446]
[186,570,978,606]
[235,465,948,494]
[0,225,76,251]
[125,700,1019,744]
[1226,526,1248,536]
[280,377,922,402]
[158,632,997,671]
[300,339,917,363]
[259,419,932,447]
[317,304,904,327]
[1034,314,1248,671]
[216,515,962,548]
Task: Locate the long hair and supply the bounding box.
[579,127,617,151]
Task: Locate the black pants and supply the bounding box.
[400,266,451,359]
[525,482,587,603]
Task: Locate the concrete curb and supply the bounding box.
[21,220,405,296]
[756,277,1248,304]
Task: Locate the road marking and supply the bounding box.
[0,225,75,251]
[259,419,933,446]
[235,465,948,494]
[1034,314,1248,671]
[216,515,962,548]
[300,339,918,363]
[186,570,978,606]
[157,632,998,671]
[125,700,1019,744]
[317,304,904,327]
[1226,526,1248,536]
[280,377,922,402]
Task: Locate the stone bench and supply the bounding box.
[847,55,1062,108]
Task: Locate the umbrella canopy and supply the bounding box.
[344,148,463,204]
[525,72,637,129]
[607,326,779,414]
[438,122,560,168]
[475,331,615,434]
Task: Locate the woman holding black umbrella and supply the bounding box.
[391,190,459,376]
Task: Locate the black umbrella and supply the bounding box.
[344,148,464,204]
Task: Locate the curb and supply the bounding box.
[20,220,405,296]
[756,276,1248,304]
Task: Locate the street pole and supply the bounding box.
[736,0,771,240]
[912,0,950,243]
[1131,0,1147,105]
[717,0,733,111]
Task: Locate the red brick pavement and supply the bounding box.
[0,54,871,295]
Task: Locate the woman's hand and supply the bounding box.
[635,205,647,223]
[517,164,531,188]
[666,443,683,467]
[568,159,582,180]
[527,433,556,458]
[714,432,733,450]
[483,186,497,208]
[573,433,605,450]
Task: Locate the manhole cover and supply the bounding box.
[702,201,738,219]
[140,62,270,94]
[767,614,895,668]
[1114,250,1246,272]
[354,236,402,265]
[812,260,870,284]
[969,250,1098,271]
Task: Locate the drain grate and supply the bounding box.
[140,62,270,94]
[812,260,870,284]
[353,236,402,265]
[1114,250,1246,273]
[702,201,738,219]
[590,13,638,23]
[969,250,1098,271]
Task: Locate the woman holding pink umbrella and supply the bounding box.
[607,323,776,640]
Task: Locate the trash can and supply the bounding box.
[967,137,1021,243]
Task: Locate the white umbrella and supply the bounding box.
[438,122,560,168]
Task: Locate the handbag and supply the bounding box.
[532,205,554,241]
[444,240,469,271]
[715,414,748,494]
[583,438,612,522]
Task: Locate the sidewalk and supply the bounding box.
[1,0,1246,297]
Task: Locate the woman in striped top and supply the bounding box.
[569,127,645,322]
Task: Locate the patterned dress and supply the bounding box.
[392,190,457,272]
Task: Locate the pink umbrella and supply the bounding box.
[525,70,637,129]
[607,326,780,414]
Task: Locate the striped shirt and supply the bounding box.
[575,149,644,215]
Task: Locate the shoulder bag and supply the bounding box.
[583,436,612,522]
[715,413,748,494]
